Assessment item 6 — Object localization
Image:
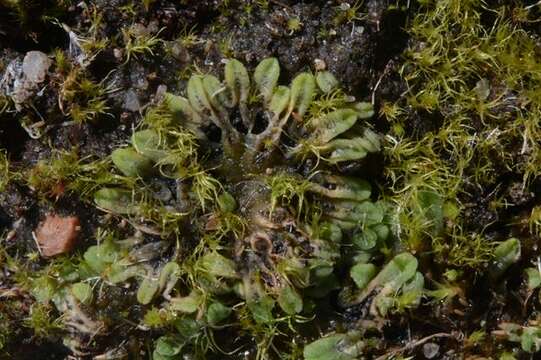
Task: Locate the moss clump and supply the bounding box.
[378,0,541,356]
[385,0,541,268]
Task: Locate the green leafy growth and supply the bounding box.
[197,251,238,279]
[304,331,364,360]
[316,71,339,94]
[24,303,63,339]
[526,267,541,290]
[341,253,421,315]
[166,57,380,166]
[268,173,311,217]
[489,238,521,280]
[289,72,316,117]
[137,275,160,305]
[308,174,371,202]
[111,147,154,178]
[497,323,541,353]
[71,282,93,305]
[0,150,14,191]
[254,57,280,103]
[206,301,232,326]
[59,67,113,124]
[122,25,163,63]
[170,291,203,313]
[277,284,303,315]
[224,59,250,107]
[94,187,135,214]
[153,334,187,360]
[350,263,377,290]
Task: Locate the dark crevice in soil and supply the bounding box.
[0,113,29,160]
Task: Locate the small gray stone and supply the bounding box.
[171,42,191,62]
[474,78,490,101]
[422,342,440,359]
[155,84,167,102]
[124,89,141,112]
[22,51,51,84]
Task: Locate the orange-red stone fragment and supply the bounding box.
[35,214,80,257]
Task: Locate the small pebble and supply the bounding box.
[314,58,326,71]
[22,51,51,83]
[155,84,167,102]
[422,342,440,359]
[35,214,80,257]
[114,48,124,61]
[124,89,141,112]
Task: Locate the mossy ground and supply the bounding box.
[1,0,541,359]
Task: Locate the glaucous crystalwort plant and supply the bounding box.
[164,57,380,167]
[24,58,419,359]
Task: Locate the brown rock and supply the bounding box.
[35,214,80,257]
